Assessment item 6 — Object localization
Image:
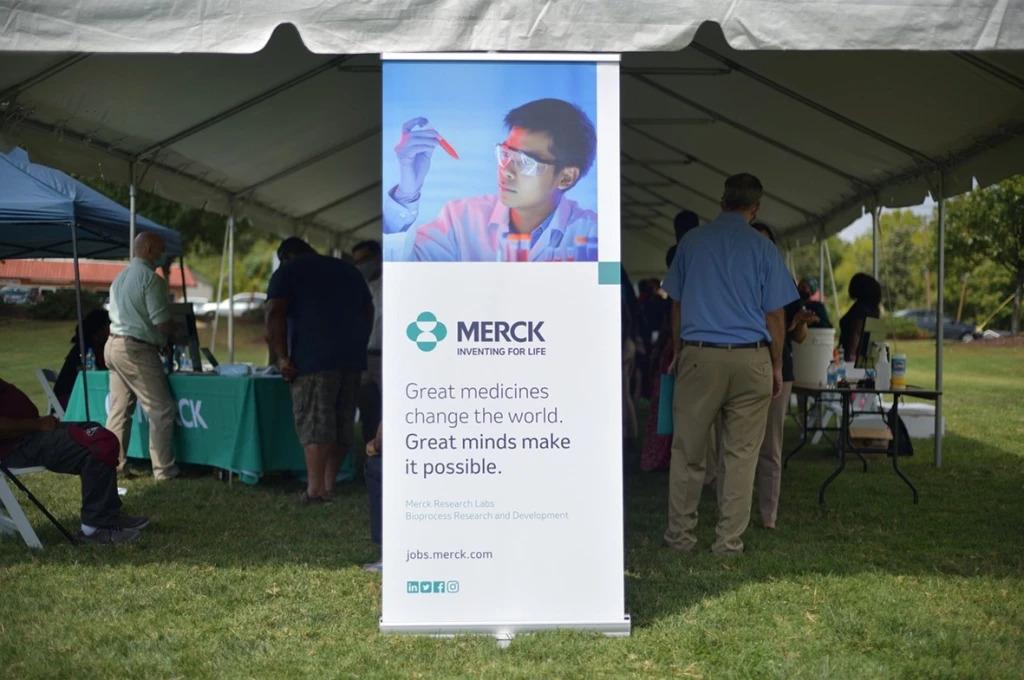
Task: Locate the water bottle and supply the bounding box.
[84,347,96,371]
[826,360,838,388]
[585,235,598,262]
[875,344,891,390]
[179,348,193,372]
[836,362,847,385]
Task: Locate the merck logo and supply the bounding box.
[406,312,448,352]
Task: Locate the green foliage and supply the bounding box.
[77,176,282,296]
[886,315,927,340]
[27,289,104,320]
[944,176,1024,332]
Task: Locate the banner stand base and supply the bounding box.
[380,616,632,643]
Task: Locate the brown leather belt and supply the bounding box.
[681,340,768,350]
[110,333,159,348]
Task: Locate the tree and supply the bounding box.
[944,176,1024,335]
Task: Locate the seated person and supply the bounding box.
[0,378,148,544]
[839,272,882,363]
[383,98,598,262]
[796,277,832,328]
[54,309,110,410]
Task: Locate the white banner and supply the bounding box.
[380,55,627,636]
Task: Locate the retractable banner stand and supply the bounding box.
[380,54,628,638]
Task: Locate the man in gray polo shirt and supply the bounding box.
[105,232,178,480]
[662,173,798,555]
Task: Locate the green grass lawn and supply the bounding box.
[1,320,1022,679]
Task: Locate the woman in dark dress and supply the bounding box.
[839,273,882,363]
[53,309,110,409]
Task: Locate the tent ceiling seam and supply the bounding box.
[622,122,821,220]
[629,73,875,191]
[690,42,938,166]
[622,152,725,208]
[134,55,353,160]
[621,175,712,228]
[299,180,381,220]
[0,54,91,103]
[14,115,342,240]
[789,120,1024,238]
[233,126,381,197]
[953,53,1024,91]
[338,213,381,236]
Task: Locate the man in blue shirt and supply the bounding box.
[382,98,598,262]
[266,238,374,503]
[662,173,798,555]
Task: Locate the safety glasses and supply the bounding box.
[494,143,556,176]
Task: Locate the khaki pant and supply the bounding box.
[664,345,773,554]
[104,336,178,480]
[756,381,792,527]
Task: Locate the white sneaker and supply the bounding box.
[362,560,382,573]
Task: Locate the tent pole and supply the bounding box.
[69,222,90,422]
[824,239,840,325]
[227,212,236,364]
[128,162,137,260]
[210,222,229,354]
[935,172,946,467]
[871,205,881,280]
[178,256,188,302]
[818,238,825,301]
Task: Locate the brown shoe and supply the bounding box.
[296,491,328,505]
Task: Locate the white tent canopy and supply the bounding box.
[2,20,1022,275]
[1,4,1021,467]
[2,1,1021,53]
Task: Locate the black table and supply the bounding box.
[787,384,941,505]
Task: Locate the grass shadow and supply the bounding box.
[623,428,1024,628]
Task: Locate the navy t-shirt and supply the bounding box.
[267,254,372,374]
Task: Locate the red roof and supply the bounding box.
[0,259,197,287]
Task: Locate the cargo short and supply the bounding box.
[289,369,361,447]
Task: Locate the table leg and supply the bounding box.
[855,450,868,472]
[783,396,810,469]
[819,394,850,506]
[889,397,919,504]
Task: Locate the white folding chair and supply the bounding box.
[0,466,46,549]
[36,368,65,418]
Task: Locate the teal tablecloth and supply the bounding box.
[65,371,308,483]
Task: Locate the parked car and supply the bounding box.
[200,292,267,318]
[1,286,40,305]
[893,308,979,341]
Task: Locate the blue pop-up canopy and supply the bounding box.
[0,147,181,260]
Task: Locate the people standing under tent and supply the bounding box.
[751,222,819,530]
[105,232,179,480]
[662,173,797,556]
[265,237,373,504]
[353,239,384,462]
[54,308,110,410]
[797,277,832,328]
[839,272,882,364]
[640,246,681,473]
[673,209,699,243]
